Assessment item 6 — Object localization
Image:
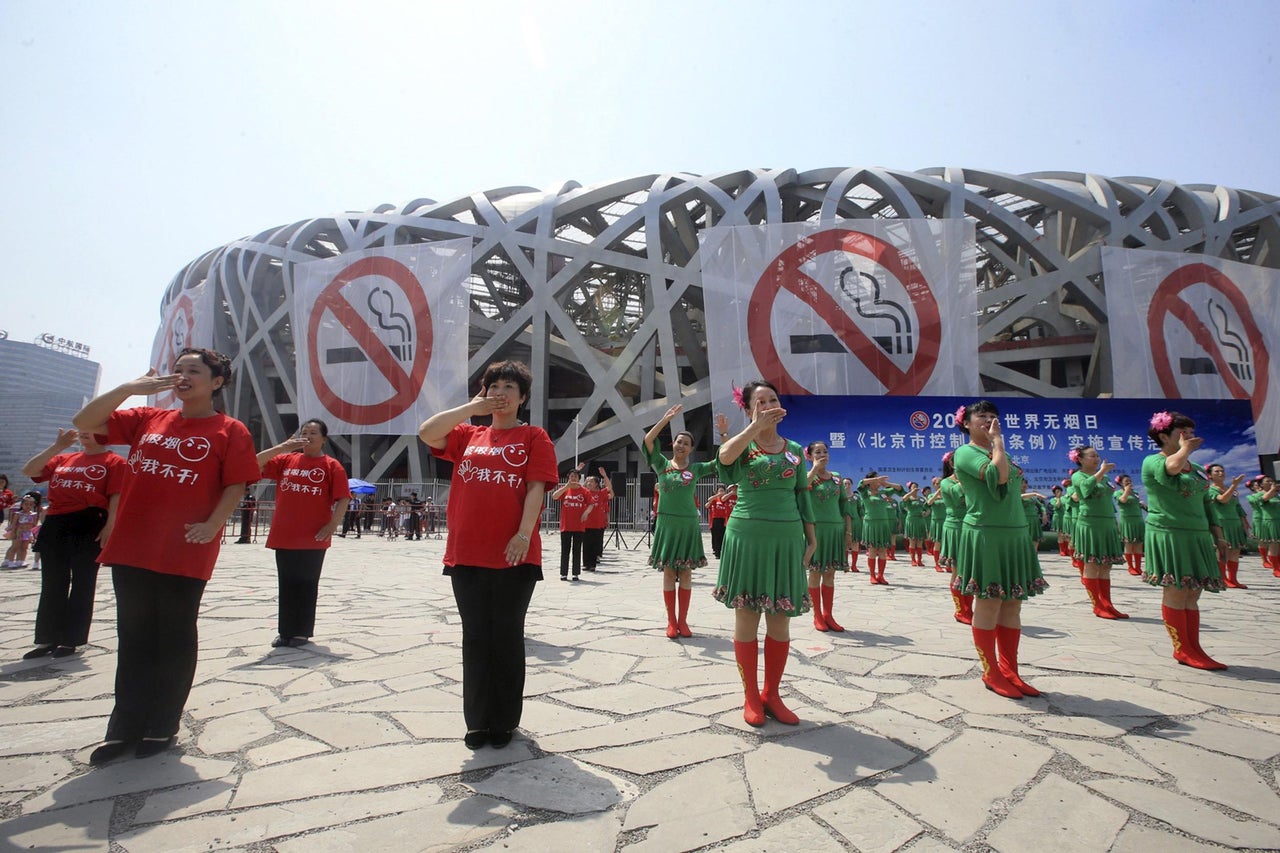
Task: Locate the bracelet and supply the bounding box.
[514,532,529,542]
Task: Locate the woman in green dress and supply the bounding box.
[805,440,852,633]
[1069,446,1128,619]
[926,477,946,570]
[841,477,864,573]
[1248,476,1280,575]
[1206,464,1249,589]
[1049,484,1068,556]
[937,451,972,623]
[715,380,816,727]
[859,473,904,585]
[1142,410,1227,670]
[1114,474,1146,576]
[1063,482,1082,574]
[644,404,717,639]
[902,482,928,566]
[953,401,1048,699]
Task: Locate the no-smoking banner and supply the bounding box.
[700,220,979,410]
[1103,246,1280,453]
[147,280,214,409]
[293,241,472,434]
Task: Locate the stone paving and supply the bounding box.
[1,533,1279,851]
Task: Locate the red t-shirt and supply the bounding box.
[261,452,351,550]
[34,451,128,515]
[99,407,261,580]
[430,423,559,569]
[586,488,610,529]
[557,486,590,533]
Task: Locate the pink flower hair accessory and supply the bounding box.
[1068,448,1081,464]
[942,451,954,464]
[1114,475,1126,486]
[732,385,746,411]
[1150,411,1173,432]
[954,404,967,425]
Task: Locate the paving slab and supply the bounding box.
[846,707,954,753]
[581,730,750,775]
[876,729,1054,843]
[1046,736,1162,781]
[713,815,846,853]
[1110,822,1224,853]
[271,794,513,853]
[196,709,277,754]
[22,754,235,814]
[744,725,916,814]
[873,652,977,678]
[538,710,707,752]
[882,692,963,722]
[473,812,623,852]
[0,753,74,794]
[1030,675,1212,716]
[245,735,330,766]
[987,773,1128,853]
[811,787,924,853]
[1028,714,1151,738]
[276,709,408,749]
[0,799,113,850]
[1086,778,1280,848]
[1146,712,1280,760]
[620,757,754,853]
[1125,734,1280,819]
[468,754,638,814]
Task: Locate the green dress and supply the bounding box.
[713,440,813,615]
[1022,496,1045,544]
[938,477,966,571]
[843,490,864,543]
[1070,469,1124,564]
[1116,492,1145,544]
[1248,491,1279,543]
[647,446,715,572]
[953,444,1047,600]
[1140,454,1222,591]
[859,485,902,548]
[927,495,947,543]
[807,471,849,572]
[902,496,927,540]
[1050,495,1067,533]
[1063,496,1079,541]
[1208,487,1248,548]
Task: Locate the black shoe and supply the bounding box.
[271,635,287,647]
[489,730,513,749]
[22,645,54,660]
[89,740,133,765]
[286,637,310,647]
[136,736,176,759]
[235,539,251,544]
[571,575,580,582]
[51,646,78,658]
[464,730,489,749]
[560,575,568,581]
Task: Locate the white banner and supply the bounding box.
[293,240,472,434]
[699,220,979,411]
[148,279,215,409]
[1103,246,1280,454]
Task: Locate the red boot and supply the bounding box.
[849,549,860,572]
[1224,561,1246,589]
[760,636,799,724]
[996,625,1040,697]
[962,594,975,623]
[1083,578,1116,618]
[1099,577,1128,618]
[810,585,827,632]
[1184,609,1227,670]
[676,587,693,637]
[951,590,971,624]
[820,584,844,632]
[663,590,678,639]
[734,640,765,726]
[1161,606,1200,667]
[877,557,890,585]
[972,626,1021,699]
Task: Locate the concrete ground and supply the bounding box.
[2,532,1279,852]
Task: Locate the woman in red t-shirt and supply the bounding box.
[74,348,260,765]
[582,469,614,572]
[256,418,351,649]
[418,360,558,751]
[551,469,591,580]
[20,428,127,659]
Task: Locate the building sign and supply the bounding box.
[37,333,92,357]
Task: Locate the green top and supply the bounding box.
[1050,495,1067,523]
[902,496,925,520]
[807,472,848,524]
[858,484,903,523]
[1071,469,1117,519]
[1206,487,1242,526]
[648,446,716,518]
[1249,490,1280,522]
[716,440,814,524]
[1116,491,1143,520]
[1022,495,1044,524]
[940,476,967,518]
[842,490,862,520]
[954,443,1026,529]
[1140,453,1212,532]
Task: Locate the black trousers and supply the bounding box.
[711,518,726,558]
[560,531,584,577]
[451,569,537,733]
[408,513,422,539]
[107,565,206,741]
[276,549,326,638]
[583,528,605,569]
[341,509,361,537]
[33,511,105,647]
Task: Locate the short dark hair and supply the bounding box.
[674,430,694,446]
[480,360,532,400]
[957,400,999,432]
[741,379,779,411]
[301,418,329,437]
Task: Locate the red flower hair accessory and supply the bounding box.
[732,385,746,411]
[1068,448,1081,464]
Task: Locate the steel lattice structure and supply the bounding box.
[161,167,1280,479]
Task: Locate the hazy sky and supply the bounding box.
[3,0,1277,397]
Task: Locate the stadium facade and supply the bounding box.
[155,167,1280,480]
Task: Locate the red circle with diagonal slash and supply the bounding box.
[308,256,433,425]
[747,229,941,395]
[1148,262,1268,421]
